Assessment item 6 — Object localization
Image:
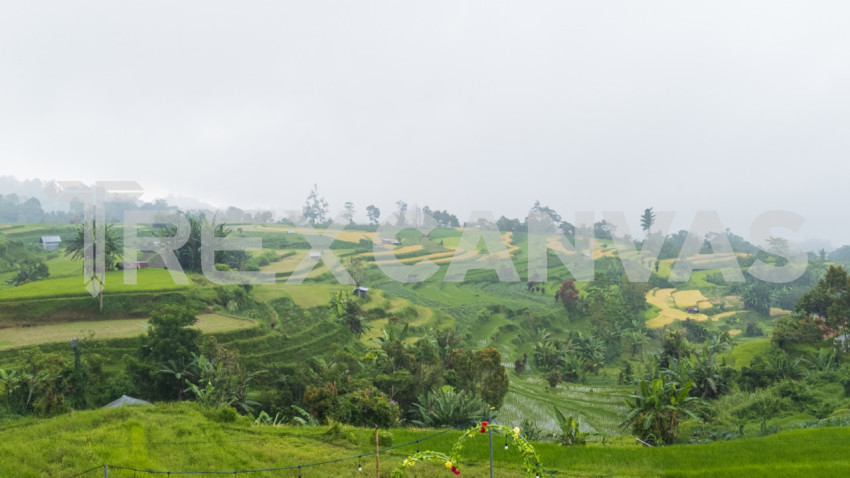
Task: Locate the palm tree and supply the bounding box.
[64,220,122,271]
[65,220,122,310]
[641,208,656,234]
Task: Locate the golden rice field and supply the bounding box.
[259,250,330,280]
[361,245,424,259]
[645,288,709,328]
[432,231,518,264]
[770,307,792,317]
[712,311,740,321]
[672,289,713,309]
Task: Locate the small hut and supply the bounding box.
[103,395,151,408]
[39,236,62,251]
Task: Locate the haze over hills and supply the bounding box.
[0,175,843,256]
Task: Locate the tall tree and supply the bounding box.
[530,200,561,224]
[366,205,381,226]
[396,200,408,226]
[136,305,201,400]
[641,207,656,234]
[302,184,329,225]
[342,201,356,226]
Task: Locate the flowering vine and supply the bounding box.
[391,421,544,478]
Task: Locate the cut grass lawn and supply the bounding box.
[0,313,256,350]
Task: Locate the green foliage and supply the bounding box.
[6,259,49,286]
[370,429,394,447]
[134,305,201,400]
[742,282,772,316]
[333,387,400,428]
[413,386,488,427]
[329,291,370,337]
[770,316,824,349]
[64,221,122,271]
[157,212,249,272]
[302,185,330,225]
[448,347,510,409]
[622,378,703,445]
[640,207,655,233]
[552,407,589,445]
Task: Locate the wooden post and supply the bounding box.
[488,417,494,478]
[375,425,380,478]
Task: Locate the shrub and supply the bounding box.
[370,430,393,447]
[332,387,400,428]
[413,386,489,428]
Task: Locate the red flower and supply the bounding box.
[481,421,489,427]
[451,466,456,472]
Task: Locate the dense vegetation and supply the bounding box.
[3,196,850,476]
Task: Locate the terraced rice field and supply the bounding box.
[0,268,190,301]
[252,283,352,308]
[645,288,709,328]
[0,313,256,350]
[253,225,375,244]
[672,290,713,309]
[259,250,346,281]
[500,376,629,436]
[432,231,518,265]
[358,291,435,346]
[770,307,792,317]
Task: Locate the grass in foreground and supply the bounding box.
[2,402,849,477]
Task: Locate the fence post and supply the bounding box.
[375,425,380,478]
[104,465,108,478]
[488,416,494,478]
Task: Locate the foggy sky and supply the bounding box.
[1,1,848,245]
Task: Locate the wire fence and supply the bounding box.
[64,419,558,477]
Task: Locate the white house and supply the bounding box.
[39,236,62,251]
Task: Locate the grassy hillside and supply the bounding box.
[2,402,849,477]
